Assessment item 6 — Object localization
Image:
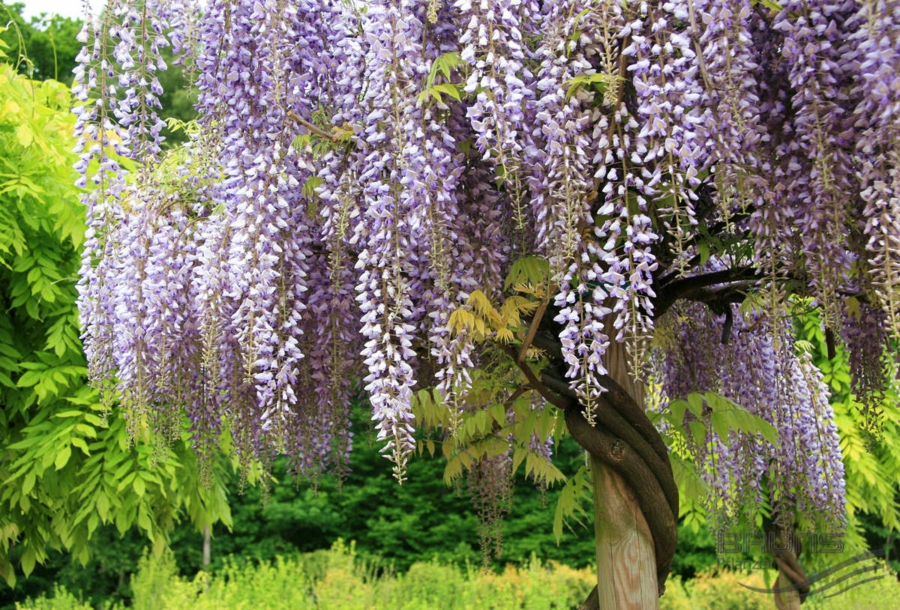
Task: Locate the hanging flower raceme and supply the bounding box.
[585,0,666,377]
[658,301,846,528]
[772,0,859,330]
[456,0,538,236]
[841,302,891,437]
[849,0,900,338]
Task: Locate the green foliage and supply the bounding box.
[3,398,600,608]
[154,47,198,147]
[231,402,586,572]
[19,545,900,610]
[503,255,550,292]
[0,59,230,589]
[659,565,900,610]
[411,370,566,491]
[648,391,776,529]
[661,392,779,448]
[669,522,717,579]
[553,463,591,544]
[12,586,92,610]
[564,72,613,101]
[417,52,464,106]
[0,5,197,148]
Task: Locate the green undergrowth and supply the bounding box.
[16,541,900,610]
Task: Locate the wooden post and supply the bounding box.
[202,524,212,592]
[202,524,211,569]
[589,330,659,609]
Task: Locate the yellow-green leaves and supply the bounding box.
[448,290,539,344]
[666,391,779,448]
[0,66,232,586]
[417,52,465,107]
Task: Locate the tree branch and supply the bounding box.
[498,344,571,410]
[518,294,551,365]
[287,111,338,142]
[531,332,671,467]
[653,267,759,319]
[503,324,678,600]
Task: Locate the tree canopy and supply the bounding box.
[73,0,900,603]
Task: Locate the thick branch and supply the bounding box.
[653,267,759,319]
[498,344,570,410]
[531,332,671,467]
[508,322,678,600]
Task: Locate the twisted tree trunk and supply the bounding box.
[519,321,679,609]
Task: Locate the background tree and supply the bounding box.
[73,1,899,609]
[0,2,81,83]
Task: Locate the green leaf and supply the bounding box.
[504,256,550,290]
[512,447,527,474]
[753,0,784,12]
[15,124,33,148]
[425,51,461,88]
[699,241,711,265]
[302,176,324,199]
[553,464,590,543]
[16,370,42,388]
[96,493,110,521]
[686,393,705,416]
[20,547,36,577]
[22,472,35,495]
[688,420,707,447]
[54,446,71,470]
[430,83,463,102]
[564,72,611,101]
[669,399,689,425]
[490,403,507,426]
[53,410,85,419]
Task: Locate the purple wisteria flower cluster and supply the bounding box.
[75,0,899,534]
[658,301,846,528]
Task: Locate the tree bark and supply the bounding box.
[774,570,802,610]
[769,524,808,609]
[590,455,659,608]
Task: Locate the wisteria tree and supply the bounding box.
[74,0,899,607]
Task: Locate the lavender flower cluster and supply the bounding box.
[658,302,846,527]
